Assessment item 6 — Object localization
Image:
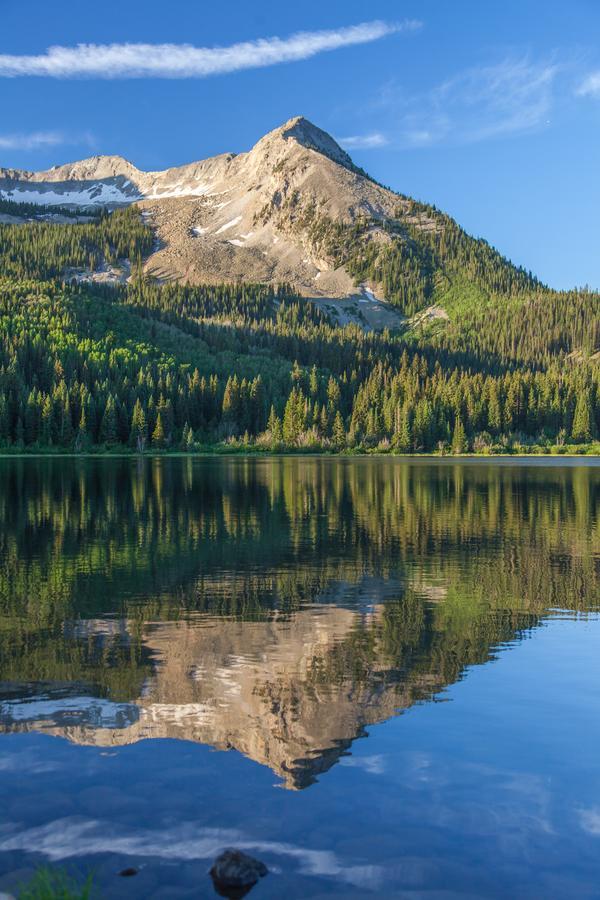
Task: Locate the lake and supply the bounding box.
[0,456,599,899]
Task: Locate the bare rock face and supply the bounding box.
[210,849,268,898]
[0,116,437,301]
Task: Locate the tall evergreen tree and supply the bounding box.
[332,411,346,449]
[152,413,165,448]
[130,399,147,452]
[572,389,594,443]
[100,396,117,445]
[452,417,466,454]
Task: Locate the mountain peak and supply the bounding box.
[256,116,354,170]
[44,154,139,181]
[0,114,402,299]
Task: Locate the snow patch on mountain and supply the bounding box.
[215,216,242,235]
[145,182,214,200]
[0,182,139,206]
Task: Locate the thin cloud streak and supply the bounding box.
[0,132,65,150]
[0,818,385,889]
[0,131,96,152]
[0,20,421,79]
[337,132,389,149]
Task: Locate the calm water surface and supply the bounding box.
[0,457,599,898]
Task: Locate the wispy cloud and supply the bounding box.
[337,131,389,150]
[0,20,421,79]
[339,753,387,774]
[370,57,558,148]
[0,132,65,150]
[579,807,600,835]
[576,71,600,97]
[0,817,385,889]
[0,131,95,152]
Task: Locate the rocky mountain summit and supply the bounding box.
[0,117,435,304]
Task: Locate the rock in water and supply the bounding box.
[210,849,268,898]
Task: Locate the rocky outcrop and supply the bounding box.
[210,849,268,898]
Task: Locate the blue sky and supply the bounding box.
[1,0,600,289]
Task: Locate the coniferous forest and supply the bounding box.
[0,200,598,454]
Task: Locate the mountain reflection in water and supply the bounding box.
[0,457,598,789]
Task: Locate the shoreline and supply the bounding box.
[0,448,598,461]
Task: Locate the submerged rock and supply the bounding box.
[210,849,268,898]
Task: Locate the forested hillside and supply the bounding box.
[0,199,598,454]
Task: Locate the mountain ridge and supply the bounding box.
[0,116,439,303]
[0,117,357,182]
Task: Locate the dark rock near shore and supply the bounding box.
[210,849,268,898]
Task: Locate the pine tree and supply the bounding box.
[291,360,303,385]
[157,395,173,444]
[100,395,117,445]
[59,396,74,446]
[249,376,265,433]
[24,390,39,445]
[283,388,305,445]
[319,405,329,437]
[487,384,502,434]
[452,417,466,454]
[222,375,240,436]
[131,399,147,452]
[181,422,195,451]
[395,404,412,452]
[185,424,195,450]
[41,395,55,446]
[267,405,283,447]
[327,377,341,412]
[75,407,88,452]
[152,413,165,448]
[571,389,593,443]
[332,411,346,449]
